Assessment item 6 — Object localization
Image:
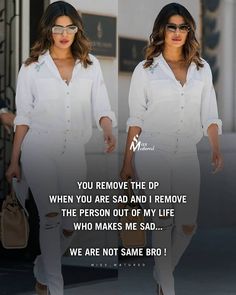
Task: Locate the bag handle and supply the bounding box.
[11,189,19,204]
[125,178,142,209]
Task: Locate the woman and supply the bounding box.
[120,3,223,295]
[6,1,116,294]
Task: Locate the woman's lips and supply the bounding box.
[60,40,69,44]
[172,38,182,41]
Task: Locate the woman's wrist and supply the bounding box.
[212,148,221,154]
[10,156,20,165]
[103,128,112,135]
[123,159,133,167]
[100,116,112,132]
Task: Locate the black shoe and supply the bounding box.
[156,284,163,295]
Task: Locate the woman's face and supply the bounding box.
[164,15,189,49]
[51,16,77,50]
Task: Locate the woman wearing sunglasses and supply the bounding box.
[6,1,116,294]
[121,3,222,295]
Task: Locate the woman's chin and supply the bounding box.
[54,43,72,50]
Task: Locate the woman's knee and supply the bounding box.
[182,224,196,236]
[43,212,61,230]
[46,212,59,218]
[63,229,74,237]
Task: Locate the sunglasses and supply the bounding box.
[52,25,78,34]
[166,23,190,33]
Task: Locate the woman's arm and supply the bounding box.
[201,62,223,174]
[120,126,141,180]
[120,63,148,180]
[6,64,33,182]
[91,57,117,152]
[6,125,29,182]
[99,116,116,153]
[207,123,223,174]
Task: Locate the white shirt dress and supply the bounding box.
[127,53,222,295]
[13,51,117,295]
[127,53,222,226]
[14,50,116,227]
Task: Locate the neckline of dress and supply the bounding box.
[158,53,195,88]
[43,51,79,86]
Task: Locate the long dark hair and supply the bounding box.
[25,1,92,67]
[144,2,203,69]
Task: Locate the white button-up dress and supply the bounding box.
[128,54,222,227]
[14,51,117,295]
[15,51,116,229]
[127,53,222,152]
[14,51,116,143]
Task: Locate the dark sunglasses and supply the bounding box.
[166,23,191,33]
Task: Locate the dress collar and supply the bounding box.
[39,50,61,80]
[37,50,81,81]
[38,50,80,63]
[152,53,196,84]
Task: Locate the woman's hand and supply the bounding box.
[103,131,116,153]
[99,117,116,153]
[120,126,141,181]
[211,150,223,174]
[7,125,28,182]
[207,124,223,174]
[6,162,21,182]
[120,163,135,181]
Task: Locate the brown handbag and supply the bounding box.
[119,180,146,248]
[0,189,29,249]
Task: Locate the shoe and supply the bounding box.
[156,284,164,295]
[35,281,49,295]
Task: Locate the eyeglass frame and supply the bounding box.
[166,23,191,33]
[51,25,79,34]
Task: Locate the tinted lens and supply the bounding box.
[67,26,78,34]
[52,26,63,34]
[166,24,190,33]
[179,25,190,32]
[166,24,177,32]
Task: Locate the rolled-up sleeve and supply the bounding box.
[14,64,34,130]
[201,63,222,136]
[91,59,117,131]
[127,63,148,131]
